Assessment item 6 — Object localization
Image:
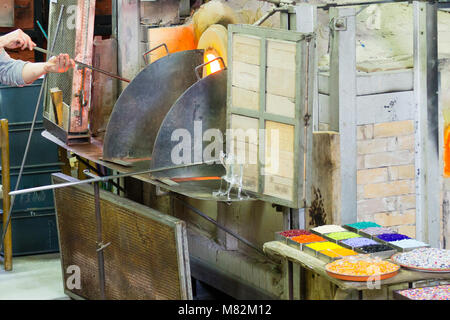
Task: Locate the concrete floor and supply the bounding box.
[0,253,68,300]
[0,253,232,300]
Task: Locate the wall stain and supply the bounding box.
[308,187,327,227]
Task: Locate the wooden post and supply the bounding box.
[1,119,12,271]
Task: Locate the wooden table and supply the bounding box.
[263,241,450,300]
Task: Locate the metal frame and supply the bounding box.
[413,1,441,247]
[328,7,358,225]
[52,172,193,300]
[226,24,315,209]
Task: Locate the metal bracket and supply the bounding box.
[303,113,312,127]
[331,17,347,31]
[195,57,226,80]
[96,242,111,252]
[143,43,169,65]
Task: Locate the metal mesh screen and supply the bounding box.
[46,0,77,113]
[52,173,192,300]
[52,180,101,299]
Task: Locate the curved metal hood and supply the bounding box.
[103,49,204,161]
[150,70,227,183]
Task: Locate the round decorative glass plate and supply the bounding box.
[391,253,450,273]
[325,264,400,282]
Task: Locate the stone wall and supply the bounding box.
[356,120,416,237]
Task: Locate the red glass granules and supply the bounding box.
[280,229,312,238]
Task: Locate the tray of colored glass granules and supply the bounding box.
[387,239,430,252]
[343,221,382,234]
[325,255,400,281]
[275,230,312,244]
[316,248,359,263]
[391,248,450,273]
[309,225,349,237]
[337,237,398,259]
[286,233,327,250]
[355,244,397,259]
[303,241,358,263]
[321,231,363,244]
[393,285,450,300]
[357,226,398,240]
[372,233,430,252]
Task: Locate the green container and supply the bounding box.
[0,80,59,167]
[0,80,61,255]
[1,208,59,256]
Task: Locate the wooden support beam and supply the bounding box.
[1,119,12,271]
[307,132,341,227]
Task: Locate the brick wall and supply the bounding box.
[356,120,417,237]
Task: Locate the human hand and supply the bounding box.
[0,29,36,51]
[44,54,76,73]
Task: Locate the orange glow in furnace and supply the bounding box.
[205,53,222,75]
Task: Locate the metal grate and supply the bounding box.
[44,0,94,135]
[46,1,77,110]
[52,173,192,300]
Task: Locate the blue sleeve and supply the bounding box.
[0,49,27,87]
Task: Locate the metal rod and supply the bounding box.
[318,0,412,9]
[253,6,286,26]
[9,160,220,196]
[259,0,294,5]
[260,0,414,10]
[93,179,107,300]
[36,20,48,40]
[33,46,131,83]
[76,156,125,193]
[172,195,265,256]
[9,168,155,196]
[1,5,66,253]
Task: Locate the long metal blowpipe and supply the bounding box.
[9,160,221,197]
[33,46,131,83]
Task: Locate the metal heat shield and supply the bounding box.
[150,70,228,188]
[52,173,192,300]
[103,50,204,162]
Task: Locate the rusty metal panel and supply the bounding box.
[52,173,192,300]
[44,0,96,139]
[0,0,14,27]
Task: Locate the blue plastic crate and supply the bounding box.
[0,80,44,123]
[1,165,61,213]
[1,208,59,256]
[0,79,59,167]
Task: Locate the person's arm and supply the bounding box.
[0,29,35,51]
[0,29,74,86]
[22,54,75,84]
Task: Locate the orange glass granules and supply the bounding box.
[291,234,326,244]
[445,125,450,177]
[320,248,358,258]
[326,258,399,276]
